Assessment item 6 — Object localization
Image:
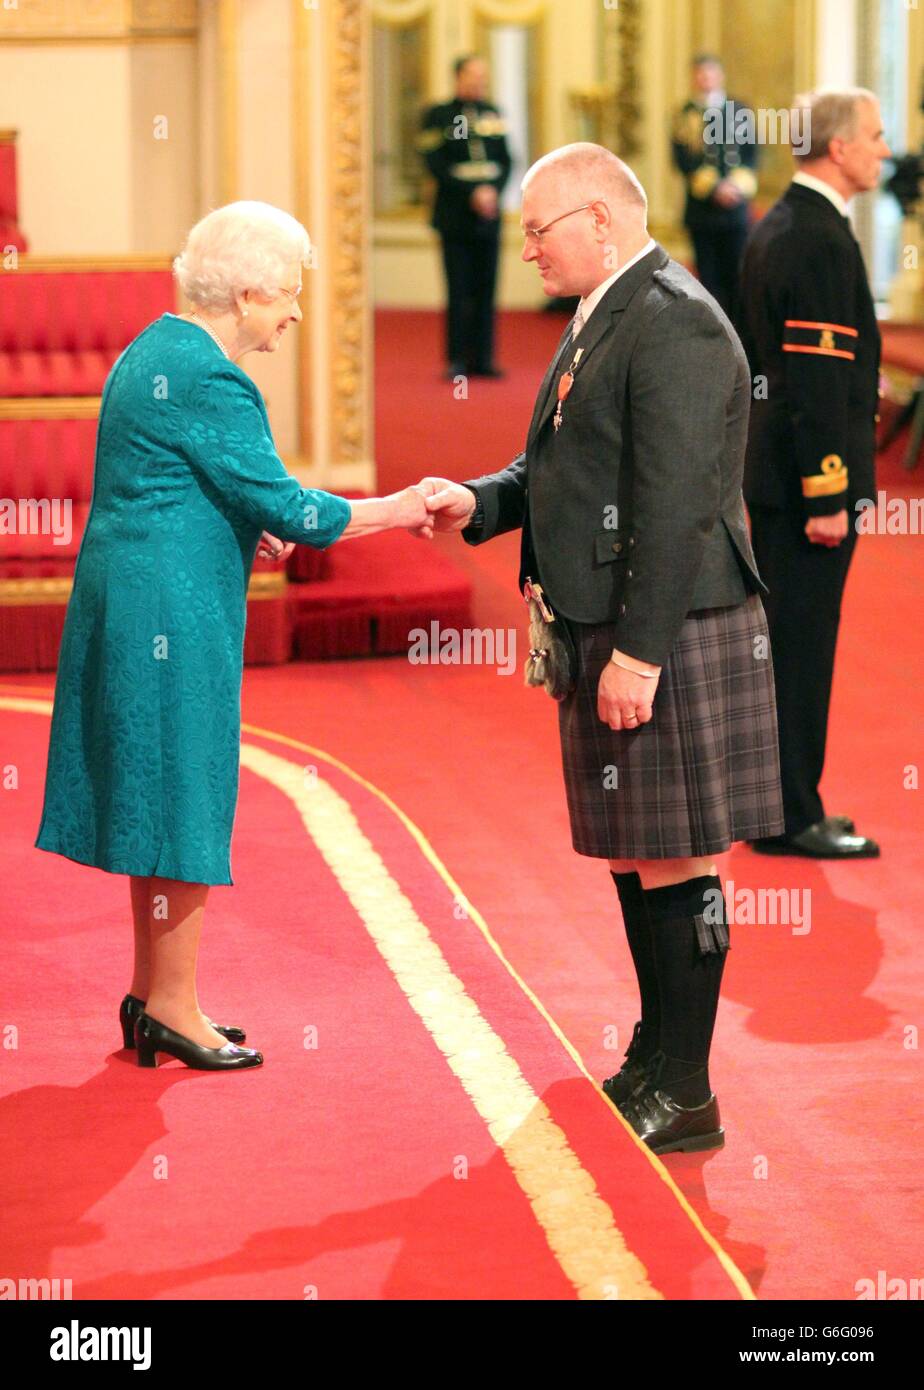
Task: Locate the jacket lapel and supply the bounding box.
[527,244,668,447]
[525,317,578,446]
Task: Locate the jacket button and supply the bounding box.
[628,537,635,547]
[619,603,626,615]
[612,542,622,554]
[627,569,633,579]
[874,413,881,423]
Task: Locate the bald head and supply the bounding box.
[519,143,651,299]
[522,142,648,223]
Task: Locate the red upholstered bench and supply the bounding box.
[0,263,473,669]
[0,260,176,396]
[0,129,28,253]
[0,409,96,576]
[289,527,472,661]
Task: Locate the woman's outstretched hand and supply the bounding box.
[392,483,435,539]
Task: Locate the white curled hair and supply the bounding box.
[173,200,312,310]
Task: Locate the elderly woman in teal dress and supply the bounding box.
[35,200,432,1072]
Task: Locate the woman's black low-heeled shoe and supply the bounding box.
[133,1012,264,1071]
[119,993,246,1049]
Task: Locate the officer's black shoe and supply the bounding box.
[469,364,505,378]
[602,1021,658,1106]
[751,820,879,858]
[619,1085,725,1155]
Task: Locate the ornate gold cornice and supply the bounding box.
[0,571,287,605]
[0,398,101,421]
[12,255,173,272]
[246,571,288,599]
[0,577,73,606]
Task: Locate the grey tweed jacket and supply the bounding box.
[462,243,766,668]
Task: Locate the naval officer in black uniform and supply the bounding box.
[418,55,513,378]
[737,88,890,858]
[671,53,758,316]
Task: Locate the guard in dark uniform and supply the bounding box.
[418,55,513,378]
[737,89,891,857]
[671,53,757,316]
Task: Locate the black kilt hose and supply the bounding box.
[558,595,785,859]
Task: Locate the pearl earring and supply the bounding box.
[242,309,249,318]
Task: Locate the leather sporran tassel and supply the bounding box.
[522,578,576,701]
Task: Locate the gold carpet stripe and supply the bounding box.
[241,720,756,1302]
[239,740,660,1301]
[0,695,55,714]
[0,692,750,1297]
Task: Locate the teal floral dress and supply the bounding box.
[35,313,351,885]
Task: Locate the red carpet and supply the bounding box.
[1,307,921,1300]
[1,690,746,1301]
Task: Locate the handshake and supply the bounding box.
[255,478,477,560]
[392,477,478,542]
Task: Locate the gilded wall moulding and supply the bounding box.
[329,0,369,465]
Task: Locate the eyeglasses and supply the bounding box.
[520,201,605,244]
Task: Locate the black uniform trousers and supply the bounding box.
[440,228,501,371]
[689,222,749,318]
[749,506,858,836]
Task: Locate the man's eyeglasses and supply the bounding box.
[520,201,604,244]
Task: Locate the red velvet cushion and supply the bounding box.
[0,142,18,222]
[0,269,175,353]
[0,220,27,252]
[0,501,90,572]
[0,416,97,499]
[0,347,120,396]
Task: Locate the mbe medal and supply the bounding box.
[553,347,583,432]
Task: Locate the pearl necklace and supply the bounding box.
[184,312,231,360]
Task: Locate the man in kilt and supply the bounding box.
[419,143,784,1155]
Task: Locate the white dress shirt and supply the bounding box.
[792,170,850,219]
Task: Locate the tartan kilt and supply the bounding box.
[558,593,785,859]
